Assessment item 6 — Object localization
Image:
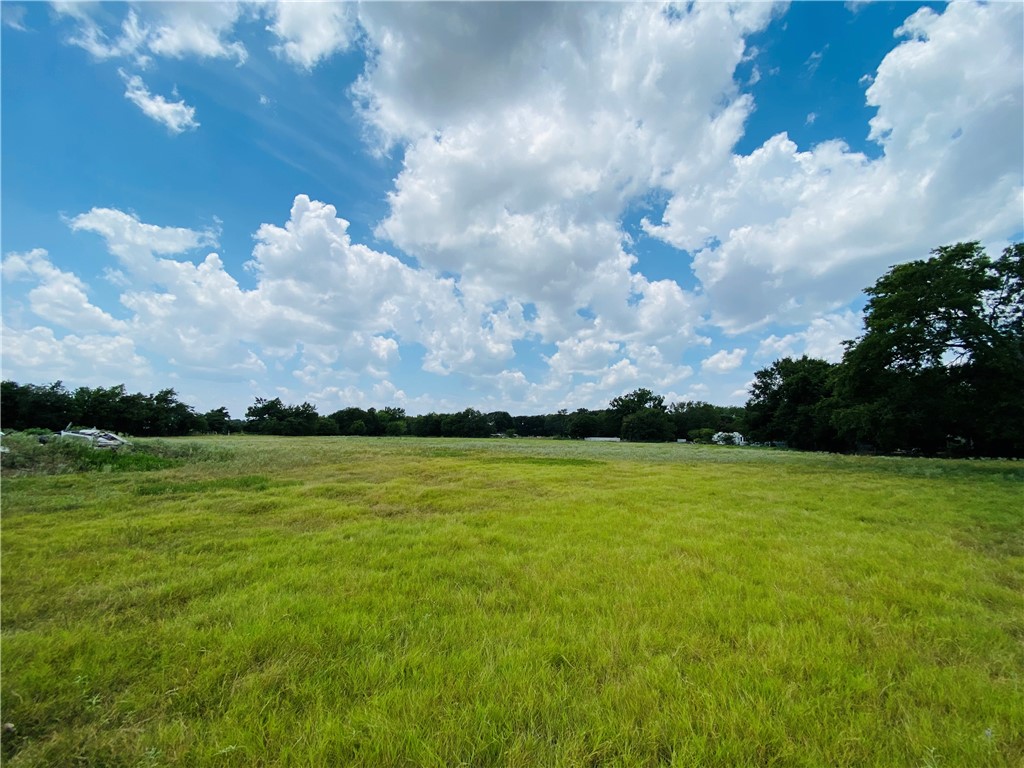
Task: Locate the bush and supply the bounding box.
[688,428,716,444]
[621,409,675,442]
[0,436,230,476]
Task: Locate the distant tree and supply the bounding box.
[362,408,383,436]
[150,388,202,435]
[1,380,73,431]
[568,410,601,439]
[246,397,286,434]
[441,408,490,438]
[543,409,570,438]
[204,406,232,434]
[376,406,408,437]
[329,407,367,435]
[669,400,746,439]
[384,420,408,436]
[513,414,547,437]
[746,357,841,451]
[487,411,515,434]
[409,412,443,437]
[246,398,320,435]
[74,384,128,430]
[607,388,666,437]
[596,409,622,437]
[610,388,666,416]
[621,408,675,442]
[688,428,716,444]
[315,416,340,436]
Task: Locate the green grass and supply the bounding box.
[0,434,231,476]
[2,437,1022,766]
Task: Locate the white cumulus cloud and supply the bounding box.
[646,0,1023,333]
[267,2,357,69]
[11,1,1022,416]
[755,310,863,363]
[702,348,746,374]
[1,248,126,334]
[147,1,247,64]
[354,2,772,405]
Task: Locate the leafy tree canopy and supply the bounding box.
[610,388,666,416]
[621,408,675,442]
[850,242,1022,371]
[835,242,1023,456]
[746,356,840,451]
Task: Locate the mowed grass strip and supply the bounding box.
[1,437,1021,767]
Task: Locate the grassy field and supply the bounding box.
[1,436,1022,767]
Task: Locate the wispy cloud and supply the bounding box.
[1,4,28,31]
[119,69,199,134]
[805,46,827,75]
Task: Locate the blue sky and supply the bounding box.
[2,1,1021,419]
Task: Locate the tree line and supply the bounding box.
[0,382,230,437]
[3,242,1019,456]
[208,391,746,442]
[0,380,743,444]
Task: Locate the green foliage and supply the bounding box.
[245,397,321,436]
[746,356,842,451]
[688,427,717,444]
[314,416,340,436]
[409,412,443,437]
[670,401,746,440]
[441,409,491,438]
[0,434,231,476]
[384,420,407,437]
[487,411,514,434]
[203,406,232,434]
[541,409,569,438]
[834,242,1023,456]
[610,387,666,416]
[0,380,72,431]
[568,410,601,439]
[0,380,223,436]
[621,407,675,442]
[744,242,1023,457]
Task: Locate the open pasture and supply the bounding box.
[2,437,1022,766]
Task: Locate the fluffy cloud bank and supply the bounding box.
[647,1,1023,332]
[5,2,1021,414]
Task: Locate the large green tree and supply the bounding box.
[621,408,676,442]
[745,357,841,451]
[834,242,1023,456]
[609,388,667,438]
[607,388,676,441]
[610,388,666,416]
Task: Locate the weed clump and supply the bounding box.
[0,434,231,476]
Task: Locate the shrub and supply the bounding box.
[0,436,230,476]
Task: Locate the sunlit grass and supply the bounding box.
[2,437,1022,766]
